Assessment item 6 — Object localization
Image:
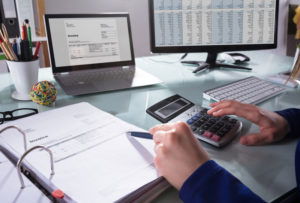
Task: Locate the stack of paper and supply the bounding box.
[0,102,169,202]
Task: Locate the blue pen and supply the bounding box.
[127,131,152,139]
[12,39,18,60]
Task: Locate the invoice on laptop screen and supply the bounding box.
[48,16,133,68]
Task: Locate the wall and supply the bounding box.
[45,0,300,57]
[45,0,151,57]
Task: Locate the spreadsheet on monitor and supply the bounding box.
[153,0,277,47]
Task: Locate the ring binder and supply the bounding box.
[17,145,54,189]
[0,125,27,151]
[0,0,19,38]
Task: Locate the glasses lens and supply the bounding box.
[12,109,37,118]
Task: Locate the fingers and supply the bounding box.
[149,123,173,134]
[240,133,274,146]
[152,129,175,144]
[208,100,263,125]
[208,100,248,116]
[154,143,164,155]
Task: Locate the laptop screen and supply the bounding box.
[44,13,135,73]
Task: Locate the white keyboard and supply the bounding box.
[203,76,286,104]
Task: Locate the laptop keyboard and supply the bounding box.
[60,67,135,86]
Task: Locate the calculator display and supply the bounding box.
[155,98,189,119]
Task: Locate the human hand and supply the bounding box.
[207,100,290,146]
[149,122,210,190]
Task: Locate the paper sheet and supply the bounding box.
[0,102,160,202]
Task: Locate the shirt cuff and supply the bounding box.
[275,109,300,139]
[179,160,221,202]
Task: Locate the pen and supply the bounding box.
[33,41,41,59]
[25,19,32,55]
[127,131,152,139]
[12,39,18,60]
[20,40,31,61]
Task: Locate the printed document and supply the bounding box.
[0,102,160,202]
[65,19,121,65]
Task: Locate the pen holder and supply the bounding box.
[6,59,39,101]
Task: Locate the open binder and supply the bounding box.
[0,102,170,202]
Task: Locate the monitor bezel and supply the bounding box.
[148,0,279,54]
[44,13,135,73]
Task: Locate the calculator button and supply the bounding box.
[191,126,197,132]
[193,114,201,119]
[200,109,208,114]
[229,119,237,124]
[217,131,226,137]
[215,121,225,128]
[203,131,212,138]
[187,119,194,125]
[212,135,221,142]
[222,116,230,121]
[192,116,199,120]
[196,129,205,135]
[209,118,217,124]
[194,121,204,127]
[201,124,210,130]
[209,127,218,133]
[195,113,202,117]
[223,124,233,131]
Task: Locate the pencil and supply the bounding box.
[1,24,18,61]
[33,41,41,60]
[0,35,13,60]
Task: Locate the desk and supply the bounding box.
[0,51,299,202]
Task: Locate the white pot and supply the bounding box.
[6,59,39,101]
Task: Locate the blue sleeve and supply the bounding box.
[276,108,300,138]
[179,160,265,203]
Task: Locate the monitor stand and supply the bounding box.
[181,52,252,74]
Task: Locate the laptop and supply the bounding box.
[44,13,161,95]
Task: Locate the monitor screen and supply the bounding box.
[149,0,279,53]
[45,14,135,73]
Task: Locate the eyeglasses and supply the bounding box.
[0,108,38,124]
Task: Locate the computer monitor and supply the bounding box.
[149,0,279,72]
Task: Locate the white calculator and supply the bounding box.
[146,94,242,147]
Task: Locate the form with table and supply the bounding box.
[0,51,299,202]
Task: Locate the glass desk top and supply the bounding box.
[0,51,299,202]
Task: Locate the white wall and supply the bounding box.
[46,0,300,57]
[45,0,151,57]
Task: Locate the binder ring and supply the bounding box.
[17,145,55,189]
[0,125,27,151]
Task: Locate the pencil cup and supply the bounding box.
[6,59,39,101]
